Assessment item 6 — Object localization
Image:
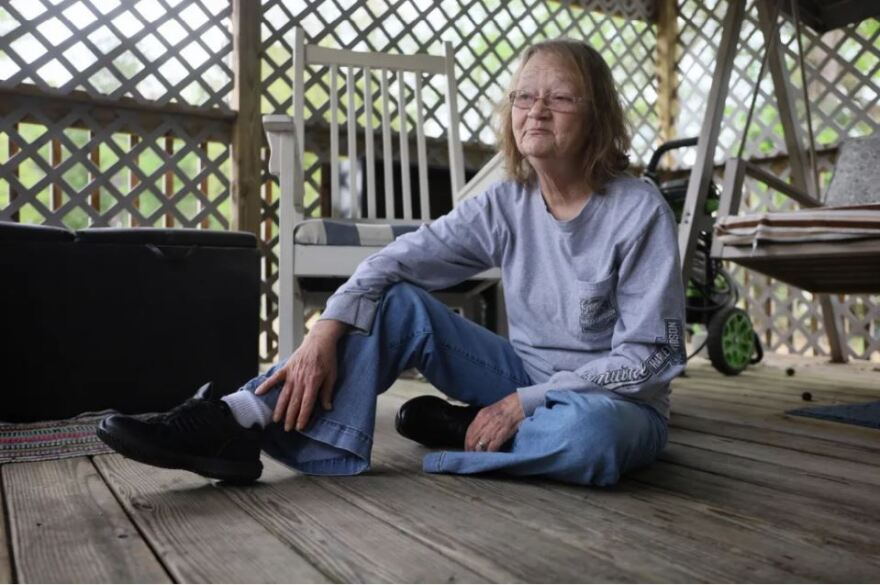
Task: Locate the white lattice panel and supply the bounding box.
[0,0,233,110]
[676,0,879,166]
[262,0,657,153]
[0,97,232,229]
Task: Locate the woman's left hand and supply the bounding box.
[464,393,526,452]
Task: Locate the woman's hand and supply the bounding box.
[464,393,525,452]
[254,320,347,432]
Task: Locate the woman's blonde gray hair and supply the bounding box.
[496,39,631,191]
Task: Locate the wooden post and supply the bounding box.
[678,0,746,280]
[200,140,210,228]
[52,138,62,211]
[129,134,140,227]
[263,176,276,356]
[164,135,174,227]
[231,0,262,236]
[9,126,20,222]
[656,0,679,147]
[90,133,101,216]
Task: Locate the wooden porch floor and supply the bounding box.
[1,356,879,583]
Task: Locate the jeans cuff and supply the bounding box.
[422,451,446,473]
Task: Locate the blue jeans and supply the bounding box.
[239,283,667,486]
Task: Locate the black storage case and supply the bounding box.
[1,223,260,422]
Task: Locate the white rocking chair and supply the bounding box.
[264,28,499,358]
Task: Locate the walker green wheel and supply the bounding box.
[707,307,755,375]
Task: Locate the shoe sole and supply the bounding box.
[96,421,262,484]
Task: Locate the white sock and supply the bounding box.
[221,391,273,429]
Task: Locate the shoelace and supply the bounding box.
[150,399,226,434]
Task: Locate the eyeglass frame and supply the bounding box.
[508,90,586,113]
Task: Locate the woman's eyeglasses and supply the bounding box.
[509,90,584,113]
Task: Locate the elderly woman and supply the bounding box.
[99,38,684,487]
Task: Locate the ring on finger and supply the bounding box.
[477,440,487,451]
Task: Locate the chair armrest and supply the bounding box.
[454,152,503,206]
[262,114,305,223]
[262,114,295,180]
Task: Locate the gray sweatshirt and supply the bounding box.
[320,175,686,420]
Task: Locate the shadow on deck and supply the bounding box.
[1,355,878,582]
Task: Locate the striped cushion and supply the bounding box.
[294,219,425,246]
[715,203,880,245]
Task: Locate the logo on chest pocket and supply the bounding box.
[579,295,617,333]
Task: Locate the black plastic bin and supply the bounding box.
[1,223,260,422]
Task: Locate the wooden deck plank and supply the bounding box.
[374,405,787,582]
[669,428,880,484]
[295,467,523,583]
[729,367,879,395]
[308,467,628,582]
[0,469,12,584]
[379,389,880,583]
[93,454,329,583]
[745,354,880,387]
[674,375,880,409]
[219,461,485,582]
[2,457,171,584]
[368,403,720,582]
[660,442,880,518]
[632,461,880,564]
[674,373,879,410]
[681,361,880,401]
[670,395,880,451]
[671,412,880,464]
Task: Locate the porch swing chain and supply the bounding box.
[738,0,822,202]
[738,0,782,160]
[792,0,822,200]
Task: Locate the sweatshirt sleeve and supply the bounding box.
[320,191,505,333]
[516,206,686,417]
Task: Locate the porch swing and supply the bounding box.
[677,0,880,362]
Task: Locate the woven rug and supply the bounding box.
[787,401,880,430]
[0,411,118,464]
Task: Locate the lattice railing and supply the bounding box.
[262,0,656,152]
[675,0,880,359]
[676,0,879,166]
[0,0,235,230]
[0,0,233,110]
[0,95,232,229]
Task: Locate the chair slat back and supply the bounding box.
[292,28,465,222]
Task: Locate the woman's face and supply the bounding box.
[511,51,586,166]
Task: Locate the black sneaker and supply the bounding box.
[97,383,263,483]
[395,395,481,449]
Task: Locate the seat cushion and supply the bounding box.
[715,203,880,245]
[294,218,425,246]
